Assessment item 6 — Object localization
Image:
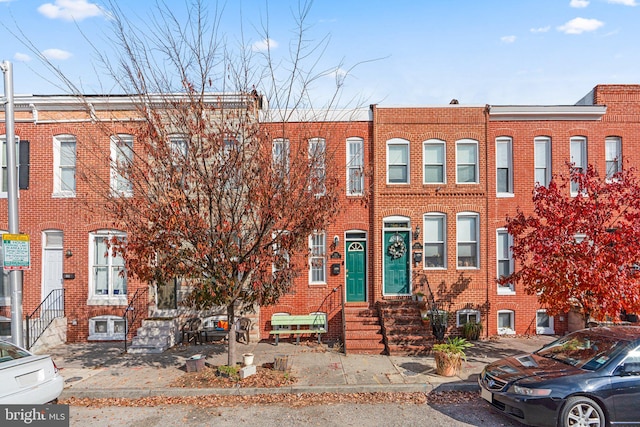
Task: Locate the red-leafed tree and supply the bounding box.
[501,164,640,328]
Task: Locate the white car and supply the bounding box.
[0,339,64,404]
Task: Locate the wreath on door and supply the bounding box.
[387,232,407,260]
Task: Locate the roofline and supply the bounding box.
[489,105,607,121]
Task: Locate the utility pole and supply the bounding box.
[1,61,24,347]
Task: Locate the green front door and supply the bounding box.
[346,241,366,302]
[383,230,410,295]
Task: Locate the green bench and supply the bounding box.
[269,313,327,345]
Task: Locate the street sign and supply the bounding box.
[2,233,31,270]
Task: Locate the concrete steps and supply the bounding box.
[127,318,178,354]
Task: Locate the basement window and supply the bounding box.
[88,315,126,341]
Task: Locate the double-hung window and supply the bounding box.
[423,139,445,184]
[534,136,552,187]
[423,213,446,269]
[53,135,76,197]
[110,134,134,197]
[272,138,290,181]
[0,135,29,196]
[570,136,587,196]
[309,231,326,284]
[456,139,478,184]
[308,138,326,196]
[605,136,622,179]
[387,138,409,184]
[497,229,514,294]
[89,230,127,303]
[496,137,513,195]
[346,137,364,195]
[457,213,479,268]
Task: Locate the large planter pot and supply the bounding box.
[433,351,462,377]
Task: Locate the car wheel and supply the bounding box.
[559,396,606,427]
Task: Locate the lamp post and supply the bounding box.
[1,61,24,347]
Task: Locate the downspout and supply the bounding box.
[484,104,490,339]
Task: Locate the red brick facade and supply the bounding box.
[1,85,639,345]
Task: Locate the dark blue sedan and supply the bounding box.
[479,326,640,427]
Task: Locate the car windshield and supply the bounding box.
[0,341,30,363]
[536,331,629,371]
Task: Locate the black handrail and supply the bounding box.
[25,289,65,350]
[122,287,149,352]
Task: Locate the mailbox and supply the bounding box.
[331,263,341,275]
[413,251,423,264]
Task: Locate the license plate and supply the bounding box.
[481,387,493,403]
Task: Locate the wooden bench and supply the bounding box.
[269,313,327,345]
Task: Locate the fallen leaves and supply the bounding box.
[61,391,480,408]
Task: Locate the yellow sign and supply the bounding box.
[2,233,31,270]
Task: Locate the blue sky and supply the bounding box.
[1,0,640,106]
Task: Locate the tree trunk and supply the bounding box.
[227,304,236,366]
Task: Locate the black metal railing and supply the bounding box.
[122,287,149,352]
[25,289,65,350]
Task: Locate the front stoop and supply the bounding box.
[343,306,386,355]
[379,300,433,356]
[127,319,178,354]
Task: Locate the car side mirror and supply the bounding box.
[618,362,640,376]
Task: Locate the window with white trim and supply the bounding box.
[88,315,126,341]
[423,213,446,269]
[456,139,478,184]
[456,309,480,327]
[272,138,290,180]
[387,138,409,184]
[272,231,290,275]
[605,136,622,179]
[534,136,552,187]
[346,137,364,195]
[496,137,513,195]
[536,310,555,335]
[0,230,8,306]
[309,231,326,284]
[308,138,326,196]
[110,134,134,197]
[89,230,127,304]
[53,134,76,197]
[0,135,26,197]
[497,229,514,294]
[570,136,587,196]
[457,212,479,268]
[423,139,445,184]
[497,310,515,335]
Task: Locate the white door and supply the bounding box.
[42,231,64,312]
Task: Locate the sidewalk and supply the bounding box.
[48,335,556,400]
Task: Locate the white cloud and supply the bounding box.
[501,35,516,43]
[13,53,32,62]
[608,0,638,5]
[37,0,103,21]
[531,26,551,33]
[42,48,73,60]
[252,38,278,52]
[557,17,604,34]
[570,0,590,8]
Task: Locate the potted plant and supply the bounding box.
[462,320,483,341]
[432,337,473,377]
